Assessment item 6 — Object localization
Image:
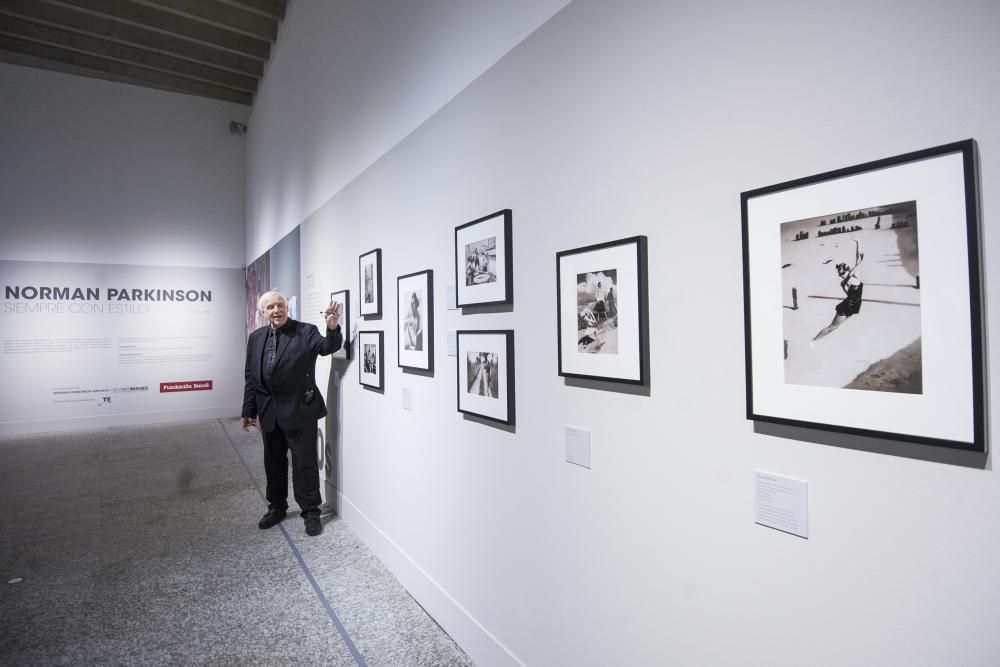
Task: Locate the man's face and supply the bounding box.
[261,294,288,328]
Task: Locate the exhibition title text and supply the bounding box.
[5,286,212,302]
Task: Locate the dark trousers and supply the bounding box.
[262,421,321,517]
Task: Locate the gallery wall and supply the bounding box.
[0,63,248,269]
[0,64,249,433]
[245,0,573,264]
[247,0,1000,665]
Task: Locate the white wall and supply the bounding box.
[251,0,1000,665]
[0,63,248,269]
[245,0,573,264]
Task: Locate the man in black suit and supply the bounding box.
[241,290,343,536]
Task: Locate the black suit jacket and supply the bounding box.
[242,319,343,431]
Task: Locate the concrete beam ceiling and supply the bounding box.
[0,0,286,105]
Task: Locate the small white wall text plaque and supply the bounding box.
[754,471,808,539]
[565,426,591,469]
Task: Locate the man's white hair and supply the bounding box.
[257,290,287,313]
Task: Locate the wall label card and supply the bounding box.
[565,426,591,469]
[754,471,808,539]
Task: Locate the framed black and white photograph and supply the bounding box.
[556,236,648,384]
[359,248,382,317]
[454,209,512,307]
[329,289,350,359]
[456,330,515,425]
[397,269,434,371]
[358,331,384,389]
[742,139,984,451]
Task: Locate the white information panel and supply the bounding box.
[754,470,809,539]
[565,426,591,469]
[1,260,244,434]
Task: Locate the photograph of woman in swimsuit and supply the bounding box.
[402,290,423,351]
[813,239,864,341]
[780,200,922,394]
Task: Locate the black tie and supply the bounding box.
[263,329,278,384]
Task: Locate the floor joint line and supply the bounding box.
[217,418,367,667]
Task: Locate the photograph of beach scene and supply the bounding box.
[466,352,499,398]
[780,200,921,393]
[464,237,496,286]
[576,269,618,354]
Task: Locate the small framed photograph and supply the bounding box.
[457,330,515,425]
[329,289,350,359]
[358,331,384,389]
[397,269,434,371]
[455,209,513,307]
[556,236,649,384]
[359,248,382,317]
[742,139,984,451]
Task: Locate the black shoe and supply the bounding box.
[258,508,286,529]
[304,514,322,536]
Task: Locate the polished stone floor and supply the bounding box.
[0,418,473,666]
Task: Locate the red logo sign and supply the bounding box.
[160,380,213,393]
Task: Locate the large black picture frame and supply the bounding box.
[329,289,350,360]
[397,269,434,372]
[741,139,985,452]
[454,209,513,307]
[456,330,515,425]
[359,248,382,317]
[358,330,384,390]
[556,236,649,385]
